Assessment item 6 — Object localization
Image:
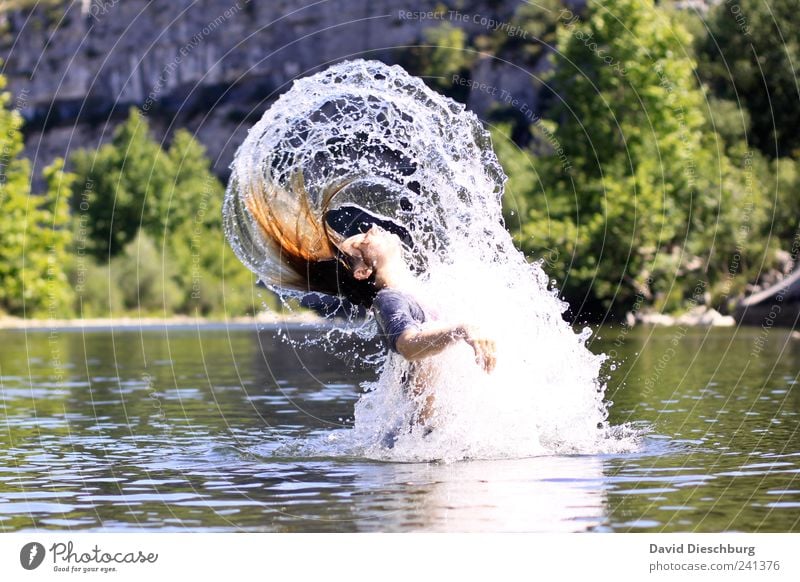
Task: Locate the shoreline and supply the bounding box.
[0,311,325,331]
[1,309,797,334]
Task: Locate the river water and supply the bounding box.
[0,323,797,532]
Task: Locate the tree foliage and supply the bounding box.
[509,0,768,315]
[69,107,258,316]
[399,18,474,94]
[70,108,196,258]
[0,72,75,317]
[479,0,563,67]
[698,0,800,159]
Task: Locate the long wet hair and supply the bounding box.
[244,171,379,307]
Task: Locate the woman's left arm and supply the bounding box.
[395,323,496,372]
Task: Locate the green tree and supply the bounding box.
[169,218,259,316]
[513,0,762,315]
[28,158,77,317]
[0,72,75,317]
[399,18,474,93]
[70,107,259,316]
[771,156,800,242]
[70,107,174,258]
[479,0,563,66]
[162,128,259,315]
[491,123,540,236]
[0,75,30,315]
[112,231,182,314]
[699,0,800,159]
[75,261,123,317]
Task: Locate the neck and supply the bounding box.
[373,257,414,291]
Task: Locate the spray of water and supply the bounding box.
[224,59,642,462]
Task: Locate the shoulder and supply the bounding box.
[374,289,424,314]
[371,288,426,352]
[372,288,427,328]
[374,288,408,304]
[373,288,405,310]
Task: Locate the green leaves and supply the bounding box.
[68,107,258,317]
[699,0,800,158]
[502,0,760,315]
[0,94,258,318]
[70,108,172,258]
[0,75,75,317]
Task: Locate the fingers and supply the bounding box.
[484,342,497,373]
[483,340,497,373]
[462,326,496,373]
[469,338,496,373]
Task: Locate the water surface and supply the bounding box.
[0,323,798,532]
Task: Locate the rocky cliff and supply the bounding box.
[1,0,556,190]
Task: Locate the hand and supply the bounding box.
[458,324,497,373]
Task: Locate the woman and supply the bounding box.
[337,223,496,370]
[336,222,497,424]
[240,174,496,427]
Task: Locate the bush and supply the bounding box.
[112,232,182,314]
[74,261,124,317]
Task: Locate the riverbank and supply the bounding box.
[0,311,323,330]
[634,306,736,327]
[3,307,798,335]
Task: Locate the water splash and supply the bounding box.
[224,59,642,462]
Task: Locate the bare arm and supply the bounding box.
[395,321,462,360]
[395,322,497,372]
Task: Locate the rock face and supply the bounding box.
[1,0,546,190]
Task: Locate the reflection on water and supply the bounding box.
[343,456,607,532]
[0,324,798,532]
